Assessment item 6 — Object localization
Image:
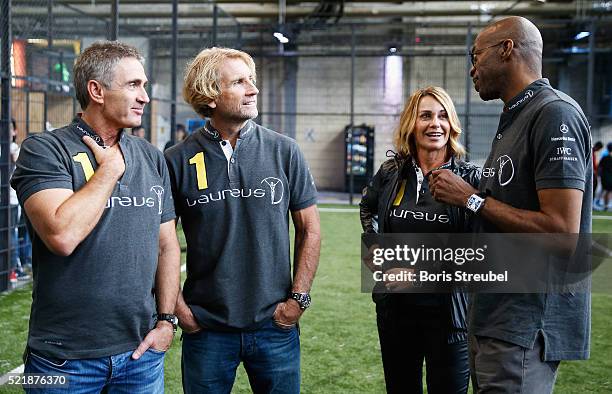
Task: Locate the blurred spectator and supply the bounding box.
[598,142,612,210]
[9,119,30,281]
[132,125,146,138]
[593,141,603,200]
[164,123,186,151]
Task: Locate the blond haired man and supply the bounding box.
[165,47,321,393]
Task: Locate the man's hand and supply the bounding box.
[82,136,125,179]
[131,322,174,359]
[177,308,202,334]
[429,169,477,207]
[273,300,303,329]
[363,244,380,273]
[22,135,127,256]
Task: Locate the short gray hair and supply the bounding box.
[73,41,144,110]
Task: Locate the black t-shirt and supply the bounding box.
[472,78,591,361]
[388,166,453,234]
[11,118,175,359]
[165,120,317,331]
[387,160,452,306]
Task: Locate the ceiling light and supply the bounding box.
[273,32,289,43]
[574,31,590,40]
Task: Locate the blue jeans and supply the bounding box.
[18,207,32,266]
[9,205,19,270]
[24,347,165,393]
[9,205,32,269]
[182,319,300,394]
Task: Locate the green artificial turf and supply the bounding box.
[1,208,611,393]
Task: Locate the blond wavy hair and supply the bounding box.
[393,86,465,159]
[183,47,256,118]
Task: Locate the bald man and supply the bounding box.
[429,16,591,393]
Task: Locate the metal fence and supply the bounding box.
[1,0,611,290]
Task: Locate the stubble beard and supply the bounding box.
[222,105,258,123]
[478,65,506,102]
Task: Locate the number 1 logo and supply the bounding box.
[189,152,208,190]
[72,152,94,182]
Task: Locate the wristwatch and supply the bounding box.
[290,292,312,310]
[466,192,487,214]
[155,313,178,332]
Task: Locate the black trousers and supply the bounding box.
[376,299,469,394]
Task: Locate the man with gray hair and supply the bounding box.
[165,47,321,393]
[429,16,591,393]
[11,41,180,393]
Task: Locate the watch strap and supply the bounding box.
[155,313,178,332]
[290,292,311,310]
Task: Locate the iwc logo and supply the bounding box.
[261,177,284,205]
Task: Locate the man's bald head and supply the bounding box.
[480,16,543,75]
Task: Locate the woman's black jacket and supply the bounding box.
[359,154,481,339]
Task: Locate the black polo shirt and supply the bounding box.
[11,117,175,359]
[472,79,592,361]
[165,120,317,331]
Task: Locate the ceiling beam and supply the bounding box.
[11,2,609,18]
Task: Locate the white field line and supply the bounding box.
[318,207,358,213]
[0,364,24,385]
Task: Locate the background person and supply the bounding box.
[164,123,186,151]
[8,118,29,282]
[598,142,612,210]
[132,125,146,138]
[593,140,603,207]
[360,86,479,394]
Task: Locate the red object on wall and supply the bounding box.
[12,39,26,88]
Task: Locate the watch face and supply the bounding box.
[467,195,483,212]
[292,293,311,309]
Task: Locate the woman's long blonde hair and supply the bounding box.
[393,86,465,159]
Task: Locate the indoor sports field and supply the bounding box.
[1,206,611,394]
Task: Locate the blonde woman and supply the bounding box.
[360,86,479,394]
